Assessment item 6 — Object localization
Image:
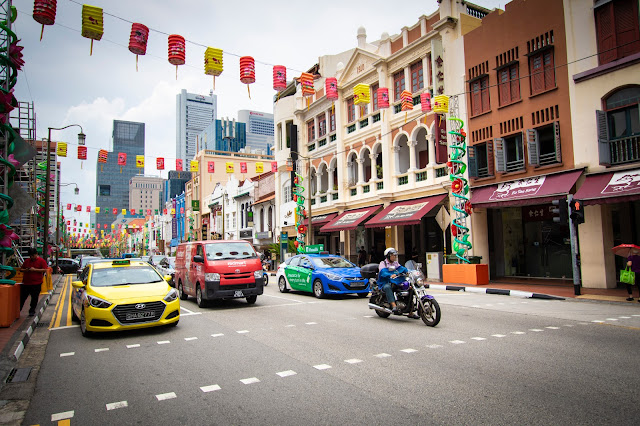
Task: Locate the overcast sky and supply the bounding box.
[11,0,505,227]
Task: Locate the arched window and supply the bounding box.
[260,208,264,232]
[268,206,273,230]
[604,86,640,140]
[240,204,245,228]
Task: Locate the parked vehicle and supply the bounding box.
[71,259,178,337]
[276,253,369,298]
[148,255,165,266]
[57,258,79,274]
[174,240,264,307]
[76,255,102,278]
[363,260,441,326]
[155,256,176,286]
[262,260,270,285]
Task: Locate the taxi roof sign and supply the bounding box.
[112,259,130,266]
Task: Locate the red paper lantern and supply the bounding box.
[239,56,255,84]
[156,158,164,170]
[401,90,413,111]
[77,146,87,160]
[299,72,314,97]
[176,159,183,171]
[325,77,338,101]
[168,35,186,65]
[377,88,390,109]
[33,0,57,40]
[421,92,432,113]
[129,23,149,55]
[273,65,286,92]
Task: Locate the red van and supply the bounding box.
[174,240,264,307]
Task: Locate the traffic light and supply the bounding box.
[551,199,568,224]
[570,199,585,224]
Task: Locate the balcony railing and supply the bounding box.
[607,135,640,165]
[398,175,409,185]
[477,167,490,178]
[363,185,370,193]
[359,118,369,129]
[330,134,337,142]
[320,195,327,203]
[416,171,428,182]
[435,167,448,178]
[377,181,384,190]
[350,188,357,196]
[539,151,560,166]
[347,124,356,134]
[318,138,327,148]
[506,159,525,173]
[332,193,338,200]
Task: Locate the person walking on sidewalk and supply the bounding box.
[626,254,640,302]
[19,248,48,316]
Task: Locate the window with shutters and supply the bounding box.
[526,123,561,167]
[318,114,326,137]
[595,0,640,65]
[346,97,356,123]
[498,64,520,106]
[410,61,424,93]
[372,83,379,111]
[468,142,494,179]
[597,86,640,165]
[329,108,336,132]
[500,133,525,172]
[307,119,315,142]
[470,76,491,116]
[393,70,406,101]
[529,50,555,95]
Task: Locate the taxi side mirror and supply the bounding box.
[164,275,172,282]
[72,281,85,289]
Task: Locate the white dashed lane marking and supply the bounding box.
[236,330,249,334]
[545,326,560,329]
[305,322,318,325]
[51,411,74,421]
[375,353,392,358]
[240,377,260,385]
[106,401,128,411]
[314,364,332,370]
[345,359,363,364]
[211,333,224,337]
[277,370,297,377]
[492,334,506,338]
[95,348,109,352]
[184,337,198,341]
[127,344,140,348]
[60,352,75,357]
[201,384,221,392]
[529,329,543,332]
[400,348,418,353]
[427,344,443,349]
[157,341,170,345]
[471,337,486,341]
[155,392,176,401]
[511,331,525,335]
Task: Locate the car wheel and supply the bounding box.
[278,277,289,293]
[246,295,257,304]
[357,292,369,298]
[196,285,208,308]
[169,320,179,327]
[80,309,93,337]
[71,305,79,321]
[313,279,325,299]
[178,281,188,300]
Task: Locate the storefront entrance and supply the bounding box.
[488,204,572,279]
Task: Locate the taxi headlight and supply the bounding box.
[87,295,112,309]
[164,288,178,302]
[205,273,220,281]
[254,270,263,279]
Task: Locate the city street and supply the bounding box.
[20,279,640,425]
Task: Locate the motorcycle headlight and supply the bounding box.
[254,270,263,279]
[87,295,112,309]
[323,272,342,281]
[205,273,220,281]
[164,288,178,302]
[416,278,425,287]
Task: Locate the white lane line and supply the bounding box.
[211,333,224,337]
[184,337,198,341]
[363,315,374,318]
[449,340,466,344]
[179,307,202,316]
[632,315,640,317]
[52,411,74,421]
[305,322,318,325]
[155,392,177,401]
[605,318,618,321]
[592,320,605,323]
[240,377,260,385]
[285,324,296,327]
[511,331,525,335]
[427,344,443,349]
[400,348,418,353]
[619,316,631,319]
[127,344,141,348]
[50,325,80,330]
[492,334,506,338]
[95,348,109,352]
[564,325,574,327]
[106,401,128,411]
[345,359,363,364]
[277,370,297,377]
[470,337,486,341]
[314,364,332,370]
[529,329,544,332]
[237,330,250,334]
[201,384,221,392]
[157,340,171,345]
[545,326,560,329]
[60,352,75,357]
[375,353,392,358]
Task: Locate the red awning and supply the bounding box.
[319,206,380,233]
[471,170,582,208]
[365,194,447,228]
[303,213,337,227]
[574,168,640,205]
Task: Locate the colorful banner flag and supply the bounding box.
[240,162,247,173]
[122,209,126,215]
[256,162,263,173]
[136,155,144,168]
[190,160,199,172]
[76,205,82,211]
[57,142,67,157]
[78,146,87,160]
[208,161,215,173]
[112,208,117,215]
[98,149,108,163]
[66,203,71,210]
[271,161,277,173]
[95,207,100,213]
[156,157,164,170]
[176,159,183,171]
[226,162,234,173]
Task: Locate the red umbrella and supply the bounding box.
[611,244,640,258]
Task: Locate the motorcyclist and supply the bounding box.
[378,248,408,315]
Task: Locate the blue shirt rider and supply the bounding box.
[378,248,407,315]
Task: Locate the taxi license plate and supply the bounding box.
[233,290,244,297]
[126,311,153,320]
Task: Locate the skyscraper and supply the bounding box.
[95,120,145,230]
[237,110,274,154]
[176,89,217,164]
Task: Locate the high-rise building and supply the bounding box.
[95,120,145,230]
[176,89,217,164]
[129,176,164,212]
[199,118,247,152]
[164,170,192,204]
[238,110,274,154]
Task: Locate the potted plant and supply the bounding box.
[376,165,383,179]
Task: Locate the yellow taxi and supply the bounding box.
[71,259,180,337]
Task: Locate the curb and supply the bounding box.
[424,283,566,300]
[10,276,62,362]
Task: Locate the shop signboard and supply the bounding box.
[489,176,546,201]
[303,244,324,254]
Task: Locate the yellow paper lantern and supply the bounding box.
[354,84,371,105]
[95,207,100,213]
[56,142,67,157]
[226,162,234,173]
[204,47,223,90]
[432,95,449,114]
[81,4,104,55]
[190,160,199,172]
[122,209,126,215]
[111,224,115,229]
[256,162,264,173]
[136,155,144,168]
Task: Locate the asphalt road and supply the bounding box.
[22,282,640,425]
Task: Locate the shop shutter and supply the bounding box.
[553,121,562,163]
[471,82,481,116]
[526,128,539,166]
[467,146,478,178]
[493,138,506,172]
[596,110,611,165]
[499,69,510,106]
[481,77,490,112]
[543,51,555,90]
[510,65,520,101]
[614,0,640,58]
[529,55,543,95]
[595,2,617,64]
[487,139,495,176]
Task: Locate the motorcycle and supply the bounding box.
[262,260,270,286]
[361,261,441,327]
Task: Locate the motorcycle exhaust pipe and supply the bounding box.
[368,303,393,314]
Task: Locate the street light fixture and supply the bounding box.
[44,125,85,262]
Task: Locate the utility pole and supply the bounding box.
[567,194,581,296]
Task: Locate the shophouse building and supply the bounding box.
[274,0,488,265]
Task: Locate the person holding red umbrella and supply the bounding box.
[613,244,640,301]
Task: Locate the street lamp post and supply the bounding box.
[56,182,78,264]
[44,126,85,262]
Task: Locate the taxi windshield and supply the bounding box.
[311,257,355,269]
[90,266,164,287]
[205,242,258,261]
